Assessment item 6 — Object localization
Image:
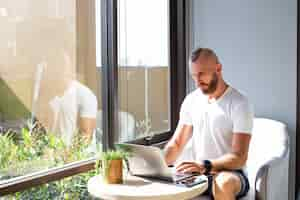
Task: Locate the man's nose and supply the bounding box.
[194,79,201,86]
[193,76,202,83]
[192,75,200,81]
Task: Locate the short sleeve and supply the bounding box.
[232,101,254,134]
[178,95,193,126]
[78,86,98,118]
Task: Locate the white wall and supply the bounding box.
[191,1,297,199]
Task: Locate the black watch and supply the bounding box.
[203,160,212,175]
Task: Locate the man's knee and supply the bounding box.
[212,172,241,198]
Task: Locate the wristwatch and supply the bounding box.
[203,160,212,175]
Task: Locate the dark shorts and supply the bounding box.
[202,170,250,199]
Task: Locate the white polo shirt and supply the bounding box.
[179,86,254,164]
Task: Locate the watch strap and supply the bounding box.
[203,159,212,175]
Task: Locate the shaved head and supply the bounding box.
[191,48,220,64]
[190,48,222,94]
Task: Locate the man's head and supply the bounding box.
[190,48,222,94]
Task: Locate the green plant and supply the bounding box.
[0,121,97,200]
[100,150,129,161]
[0,126,65,177]
[95,150,130,174]
[9,170,97,200]
[94,149,130,184]
[0,132,18,170]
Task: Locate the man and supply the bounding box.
[164,48,253,200]
[21,20,98,148]
[49,78,97,147]
[47,50,97,147]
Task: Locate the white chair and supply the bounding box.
[177,118,289,200]
[95,110,135,142]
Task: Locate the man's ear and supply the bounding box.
[216,63,222,73]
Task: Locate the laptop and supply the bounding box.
[115,143,197,183]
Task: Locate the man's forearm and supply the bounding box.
[210,152,247,172]
[164,124,193,166]
[164,141,182,166]
[79,118,96,143]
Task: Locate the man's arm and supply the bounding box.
[79,117,96,143]
[164,124,193,166]
[176,133,251,173]
[210,133,251,171]
[77,83,98,144]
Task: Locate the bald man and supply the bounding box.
[164,48,254,200]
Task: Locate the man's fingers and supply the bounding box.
[178,161,195,165]
[176,161,195,169]
[176,163,195,172]
[176,164,189,172]
[180,166,199,173]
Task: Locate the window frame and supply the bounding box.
[0,0,189,196]
[127,0,188,146]
[295,0,299,197]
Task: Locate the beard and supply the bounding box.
[200,73,218,94]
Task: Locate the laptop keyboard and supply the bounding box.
[174,172,188,179]
[173,172,195,182]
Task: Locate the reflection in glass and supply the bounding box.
[0,0,102,185]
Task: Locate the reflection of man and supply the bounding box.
[17,18,98,147]
[164,48,253,199]
[49,79,97,147]
[46,51,97,147]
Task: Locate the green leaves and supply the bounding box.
[21,127,32,148]
[1,125,97,199]
[0,133,18,169]
[0,125,93,179]
[12,170,96,200]
[94,149,131,176]
[99,150,129,161]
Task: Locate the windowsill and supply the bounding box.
[0,158,96,196]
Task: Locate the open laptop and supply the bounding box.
[115,143,197,183]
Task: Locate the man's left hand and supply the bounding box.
[176,161,206,174]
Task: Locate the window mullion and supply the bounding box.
[169,0,187,133]
[101,0,119,150]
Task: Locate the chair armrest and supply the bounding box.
[255,151,289,200]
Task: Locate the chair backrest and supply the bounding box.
[246,118,289,177]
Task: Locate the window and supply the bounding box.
[0,0,187,195]
[117,0,170,142]
[0,0,102,194]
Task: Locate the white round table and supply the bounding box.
[88,175,208,200]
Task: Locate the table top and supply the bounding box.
[88,174,208,200]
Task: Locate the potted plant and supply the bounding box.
[96,150,129,184]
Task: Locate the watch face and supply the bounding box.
[203,160,212,174]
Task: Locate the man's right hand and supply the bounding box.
[176,161,206,174]
[164,124,193,165]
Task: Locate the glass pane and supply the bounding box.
[0,0,102,183]
[117,0,170,142]
[8,170,96,199]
